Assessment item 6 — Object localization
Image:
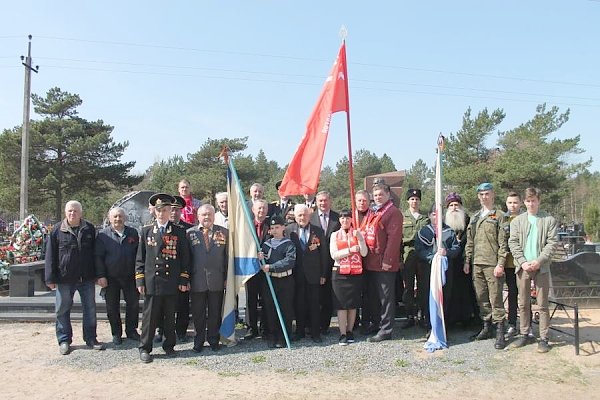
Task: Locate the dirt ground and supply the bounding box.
[1,308,599,400]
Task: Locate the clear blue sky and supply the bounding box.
[1,1,599,176]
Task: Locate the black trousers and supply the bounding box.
[104,276,139,337]
[264,274,294,344]
[369,270,397,336]
[294,277,320,337]
[245,271,269,333]
[319,278,333,331]
[505,268,518,326]
[402,250,428,318]
[140,294,176,353]
[190,290,224,348]
[156,290,189,337]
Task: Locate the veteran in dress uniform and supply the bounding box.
[136,193,190,363]
[187,204,228,352]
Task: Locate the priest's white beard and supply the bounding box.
[445,207,466,232]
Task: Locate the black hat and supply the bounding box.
[149,193,175,209]
[269,215,286,226]
[275,180,282,190]
[172,195,186,209]
[406,188,421,200]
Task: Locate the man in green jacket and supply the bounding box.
[508,187,557,353]
[464,183,508,349]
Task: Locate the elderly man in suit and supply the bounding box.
[286,204,328,342]
[136,193,190,363]
[187,204,228,352]
[309,190,341,334]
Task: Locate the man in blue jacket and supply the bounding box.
[95,207,140,345]
[45,200,104,355]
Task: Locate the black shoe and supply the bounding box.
[127,331,141,341]
[346,331,355,343]
[192,345,204,353]
[210,343,221,351]
[86,340,105,350]
[537,338,551,353]
[178,334,188,343]
[140,350,153,363]
[367,333,391,343]
[320,328,330,335]
[164,348,177,357]
[338,334,349,346]
[243,328,258,340]
[312,335,322,343]
[291,333,304,342]
[274,342,284,348]
[154,334,163,343]
[360,323,378,335]
[112,335,123,345]
[400,317,416,330]
[510,335,534,349]
[59,342,71,355]
[473,321,493,341]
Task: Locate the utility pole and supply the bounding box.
[19,35,39,221]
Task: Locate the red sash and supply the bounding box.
[363,201,394,251]
[336,230,363,275]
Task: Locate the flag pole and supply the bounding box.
[339,27,356,222]
[220,148,292,349]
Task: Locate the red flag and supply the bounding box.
[278,42,349,196]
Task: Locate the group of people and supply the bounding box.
[44,176,558,363]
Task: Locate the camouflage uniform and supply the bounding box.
[401,210,430,322]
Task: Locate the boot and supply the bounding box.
[495,321,506,349]
[472,321,492,340]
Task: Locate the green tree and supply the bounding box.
[495,104,589,211]
[0,87,142,222]
[584,203,600,242]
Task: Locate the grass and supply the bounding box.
[218,371,241,377]
[184,359,199,366]
[395,359,409,368]
[323,359,335,367]
[251,355,267,363]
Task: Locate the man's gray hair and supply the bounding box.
[108,206,127,219]
[65,200,83,212]
[215,192,228,201]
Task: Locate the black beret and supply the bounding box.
[269,215,286,226]
[406,188,422,200]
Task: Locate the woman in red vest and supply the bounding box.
[330,210,368,346]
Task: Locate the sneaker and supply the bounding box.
[59,342,70,355]
[510,335,534,349]
[346,331,355,343]
[86,340,105,350]
[505,325,518,339]
[338,334,348,346]
[537,338,551,353]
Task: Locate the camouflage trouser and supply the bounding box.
[472,264,506,323]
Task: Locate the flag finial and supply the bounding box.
[339,25,348,41]
[219,146,230,164]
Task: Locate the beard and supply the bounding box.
[445,207,466,232]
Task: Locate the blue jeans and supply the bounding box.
[55,280,97,344]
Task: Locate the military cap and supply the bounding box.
[406,188,421,200]
[445,192,462,206]
[476,182,494,192]
[269,215,286,226]
[172,195,186,209]
[149,193,175,209]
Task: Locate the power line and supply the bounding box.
[32,35,600,89]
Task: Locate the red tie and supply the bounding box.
[203,229,210,249]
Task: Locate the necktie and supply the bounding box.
[159,226,165,237]
[203,229,210,249]
[300,228,307,250]
[320,213,328,231]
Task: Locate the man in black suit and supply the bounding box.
[244,198,271,340]
[309,191,341,334]
[136,193,190,363]
[286,204,328,342]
